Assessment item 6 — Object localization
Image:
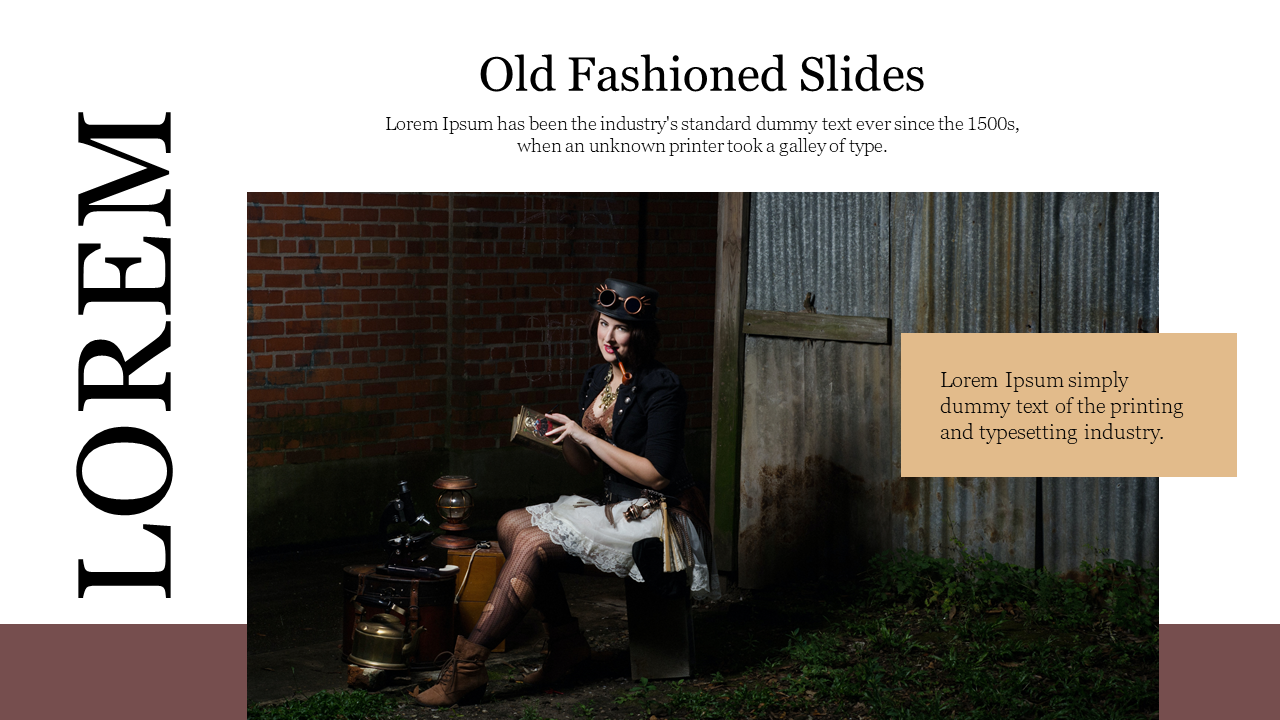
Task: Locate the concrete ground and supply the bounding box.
[247,536,635,707]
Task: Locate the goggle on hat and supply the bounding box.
[592,278,659,323]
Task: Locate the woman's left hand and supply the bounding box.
[544,412,589,446]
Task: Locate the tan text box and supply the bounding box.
[901,334,1236,477]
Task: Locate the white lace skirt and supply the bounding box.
[528,494,721,601]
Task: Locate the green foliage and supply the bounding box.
[867,619,930,653]
[867,543,1158,635]
[663,681,777,719]
[247,690,397,720]
[519,704,552,720]
[785,628,846,668]
[613,677,652,705]
[868,542,1041,616]
[647,547,1158,720]
[1087,558,1160,636]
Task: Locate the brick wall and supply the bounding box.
[247,192,718,470]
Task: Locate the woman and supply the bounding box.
[416,278,719,707]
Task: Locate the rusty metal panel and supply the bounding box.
[889,477,1036,565]
[1031,193,1158,572]
[747,192,891,315]
[738,193,894,588]
[887,192,1041,566]
[736,192,1159,587]
[1040,193,1159,333]
[889,192,1042,333]
[1042,477,1158,572]
[737,334,894,588]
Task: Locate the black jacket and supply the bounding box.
[577,360,693,497]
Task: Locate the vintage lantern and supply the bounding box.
[431,475,477,549]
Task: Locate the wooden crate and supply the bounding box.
[447,542,507,652]
[625,575,694,679]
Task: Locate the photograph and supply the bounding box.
[247,191,1158,718]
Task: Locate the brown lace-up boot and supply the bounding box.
[414,635,490,707]
[521,619,595,686]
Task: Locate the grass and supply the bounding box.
[617,545,1158,719]
[521,703,555,720]
[246,690,397,720]
[248,546,1157,719]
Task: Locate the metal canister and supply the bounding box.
[349,614,422,670]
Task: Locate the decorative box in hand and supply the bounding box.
[510,406,563,457]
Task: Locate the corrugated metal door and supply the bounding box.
[735,192,1158,588]
[737,193,893,586]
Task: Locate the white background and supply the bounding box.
[1,2,1271,624]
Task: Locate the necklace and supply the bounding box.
[600,366,617,410]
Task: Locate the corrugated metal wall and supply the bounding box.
[1043,477,1159,570]
[889,477,1036,567]
[1041,192,1159,333]
[738,194,894,586]
[746,193,891,316]
[737,192,1158,586]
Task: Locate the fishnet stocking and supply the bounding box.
[468,509,582,649]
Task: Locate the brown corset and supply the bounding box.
[581,389,614,438]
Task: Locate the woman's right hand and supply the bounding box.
[545,412,598,475]
[543,412,588,446]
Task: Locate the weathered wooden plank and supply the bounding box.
[742,308,889,344]
[709,192,749,572]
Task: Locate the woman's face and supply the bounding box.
[597,314,632,364]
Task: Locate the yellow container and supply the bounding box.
[447,543,507,652]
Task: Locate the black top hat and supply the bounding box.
[592,278,659,323]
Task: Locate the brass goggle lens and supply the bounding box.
[595,285,649,315]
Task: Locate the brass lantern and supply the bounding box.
[430,475,477,549]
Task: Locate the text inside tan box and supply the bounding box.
[900,334,1235,477]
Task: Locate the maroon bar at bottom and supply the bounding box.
[1161,623,1278,719]
[4,624,245,719]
